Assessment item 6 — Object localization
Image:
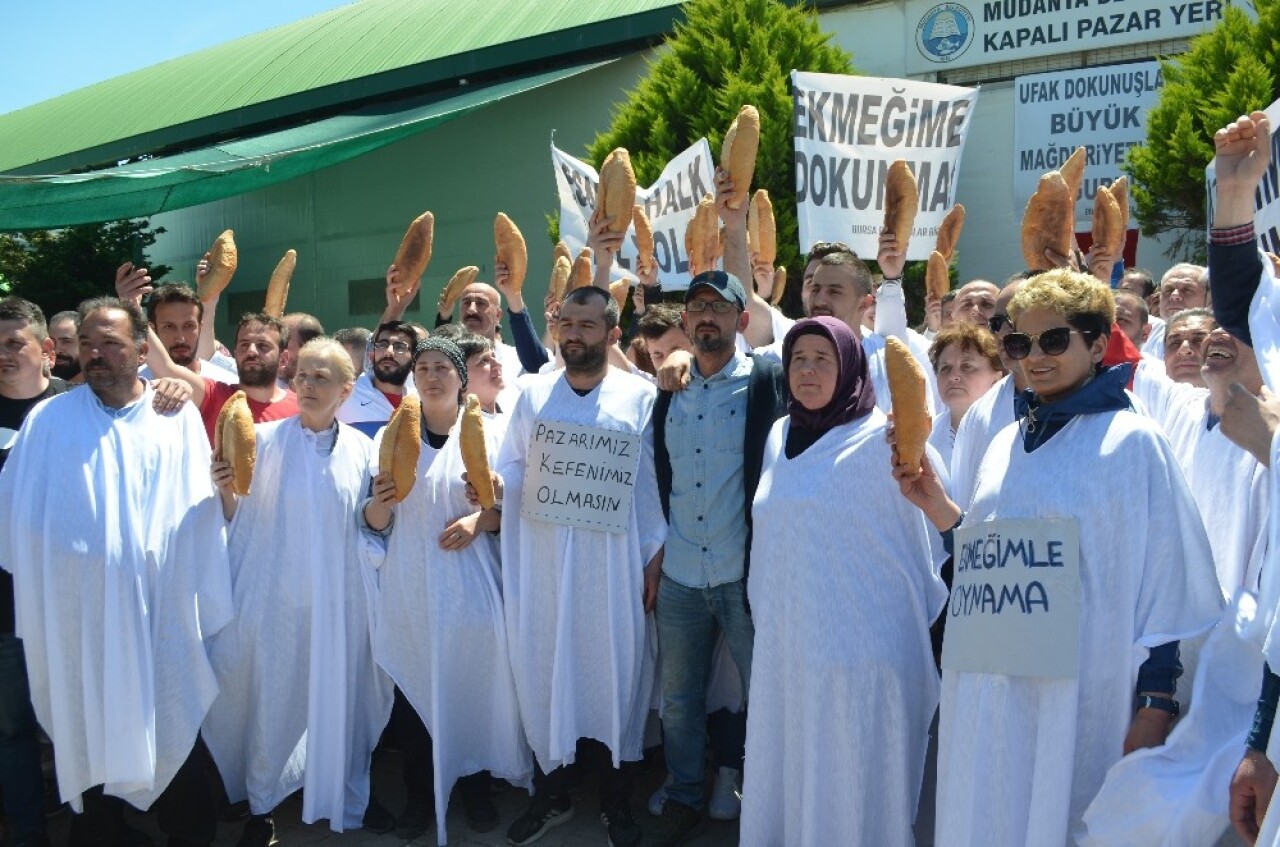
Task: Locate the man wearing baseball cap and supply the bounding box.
[646,270,786,845]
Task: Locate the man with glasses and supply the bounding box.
[337,320,422,438]
[646,270,786,845]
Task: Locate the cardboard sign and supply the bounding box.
[520,420,642,534]
[942,517,1081,678]
[553,138,717,291]
[791,71,979,260]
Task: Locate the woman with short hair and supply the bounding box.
[927,322,1005,470]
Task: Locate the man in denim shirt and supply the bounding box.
[648,270,785,845]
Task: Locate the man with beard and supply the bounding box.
[337,320,421,437]
[277,313,326,389]
[138,283,236,384]
[0,297,230,847]
[48,310,83,384]
[440,281,537,380]
[645,271,786,845]
[493,285,665,847]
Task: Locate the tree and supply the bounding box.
[1127,0,1279,260]
[584,0,855,315]
[0,220,171,317]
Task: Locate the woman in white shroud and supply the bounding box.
[926,321,1005,473]
[364,337,532,846]
[203,338,393,844]
[893,269,1223,846]
[740,316,948,847]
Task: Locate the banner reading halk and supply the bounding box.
[521,420,642,534]
[942,517,1081,679]
[791,71,979,261]
[553,138,716,291]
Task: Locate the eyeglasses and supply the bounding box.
[1002,327,1091,360]
[685,300,737,314]
[372,339,412,355]
[987,314,1011,334]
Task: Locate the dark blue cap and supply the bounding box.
[685,270,747,310]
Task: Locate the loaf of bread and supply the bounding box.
[1092,186,1124,259]
[632,206,656,276]
[1020,172,1074,270]
[926,250,950,301]
[393,211,434,294]
[770,266,787,307]
[378,393,421,503]
[263,249,296,318]
[1061,146,1087,201]
[885,337,929,474]
[214,390,256,496]
[720,105,760,209]
[439,266,479,313]
[570,249,594,292]
[609,279,630,312]
[548,255,572,305]
[884,161,919,255]
[685,195,721,277]
[553,240,573,268]
[748,189,777,266]
[199,230,238,301]
[935,205,965,261]
[494,213,527,294]
[597,149,638,233]
[1109,175,1129,233]
[461,394,495,509]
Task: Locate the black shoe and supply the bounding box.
[601,800,642,847]
[461,781,499,833]
[394,803,432,841]
[362,798,395,835]
[235,815,275,847]
[506,793,574,845]
[219,799,250,822]
[642,800,705,846]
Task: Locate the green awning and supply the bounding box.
[0,60,610,231]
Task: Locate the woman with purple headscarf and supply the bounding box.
[739,317,949,847]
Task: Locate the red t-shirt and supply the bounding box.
[199,379,301,444]
[380,390,403,410]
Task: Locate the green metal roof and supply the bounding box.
[0,0,685,175]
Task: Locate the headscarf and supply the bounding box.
[782,316,876,432]
[413,337,468,392]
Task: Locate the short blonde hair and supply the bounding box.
[1008,269,1115,336]
[297,337,356,384]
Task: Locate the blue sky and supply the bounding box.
[1,0,354,116]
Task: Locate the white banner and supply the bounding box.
[520,420,642,534]
[906,0,1224,74]
[553,138,716,291]
[1205,95,1280,255]
[1014,62,1163,228]
[942,518,1082,679]
[791,71,979,260]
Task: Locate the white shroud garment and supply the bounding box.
[369,414,532,846]
[950,374,1016,510]
[741,411,948,847]
[202,419,393,830]
[938,410,1223,847]
[495,369,665,770]
[0,387,232,811]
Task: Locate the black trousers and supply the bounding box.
[391,687,490,814]
[534,738,633,810]
[68,736,217,846]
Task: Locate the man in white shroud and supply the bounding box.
[490,286,665,847]
[0,297,232,846]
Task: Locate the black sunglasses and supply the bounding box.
[1003,327,1092,360]
[988,314,1011,334]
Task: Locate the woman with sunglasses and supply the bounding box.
[894,269,1222,846]
[743,316,947,846]
[363,338,532,844]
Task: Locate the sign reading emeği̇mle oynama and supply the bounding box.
[942,517,1081,679]
[520,420,642,534]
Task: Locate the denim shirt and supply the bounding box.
[663,351,752,588]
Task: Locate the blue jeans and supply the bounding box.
[0,633,45,838]
[655,576,754,811]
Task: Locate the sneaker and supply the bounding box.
[506,793,574,845]
[362,798,396,835]
[707,766,741,821]
[647,774,672,817]
[642,800,705,846]
[394,803,432,841]
[601,801,642,847]
[235,815,275,847]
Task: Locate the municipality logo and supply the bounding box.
[917,3,974,63]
